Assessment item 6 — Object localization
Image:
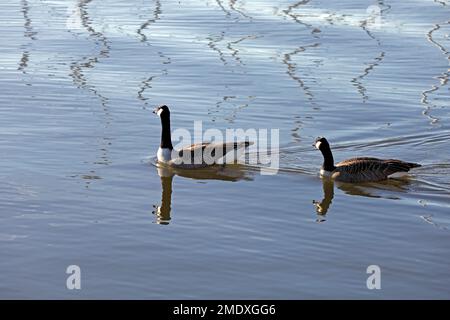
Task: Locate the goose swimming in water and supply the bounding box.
[313,137,421,183]
[154,105,252,168]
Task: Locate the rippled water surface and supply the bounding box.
[1,0,449,298]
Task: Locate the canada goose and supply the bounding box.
[313,137,421,183]
[153,105,252,168]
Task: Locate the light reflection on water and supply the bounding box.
[0,0,449,298]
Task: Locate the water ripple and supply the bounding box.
[207,31,227,65]
[350,51,385,103]
[281,0,321,119]
[18,0,37,74]
[135,0,169,108]
[136,0,161,43]
[215,0,232,18]
[229,0,252,20]
[282,43,319,104]
[226,34,257,65]
[350,1,388,102]
[68,0,113,186]
[283,0,317,32]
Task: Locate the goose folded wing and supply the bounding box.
[337,158,415,180]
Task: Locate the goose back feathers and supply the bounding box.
[334,157,421,183]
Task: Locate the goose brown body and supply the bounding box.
[332,157,421,182]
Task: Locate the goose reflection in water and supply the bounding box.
[153,164,252,225]
[313,177,414,221]
[313,178,334,221]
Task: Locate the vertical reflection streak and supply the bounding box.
[229,0,252,20]
[350,1,387,102]
[69,0,111,125]
[282,1,321,142]
[422,0,449,125]
[206,31,227,65]
[136,0,169,108]
[18,0,37,74]
[215,0,231,17]
[282,1,320,104]
[68,0,112,187]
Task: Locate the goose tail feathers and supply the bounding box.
[385,160,421,172]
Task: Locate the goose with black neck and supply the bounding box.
[313,137,421,183]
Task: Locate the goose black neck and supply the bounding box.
[320,144,336,171]
[160,114,173,150]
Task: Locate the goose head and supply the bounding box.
[153,105,170,118]
[313,136,329,150]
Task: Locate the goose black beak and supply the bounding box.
[152,107,158,114]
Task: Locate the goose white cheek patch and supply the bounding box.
[157,109,163,116]
[315,141,322,149]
